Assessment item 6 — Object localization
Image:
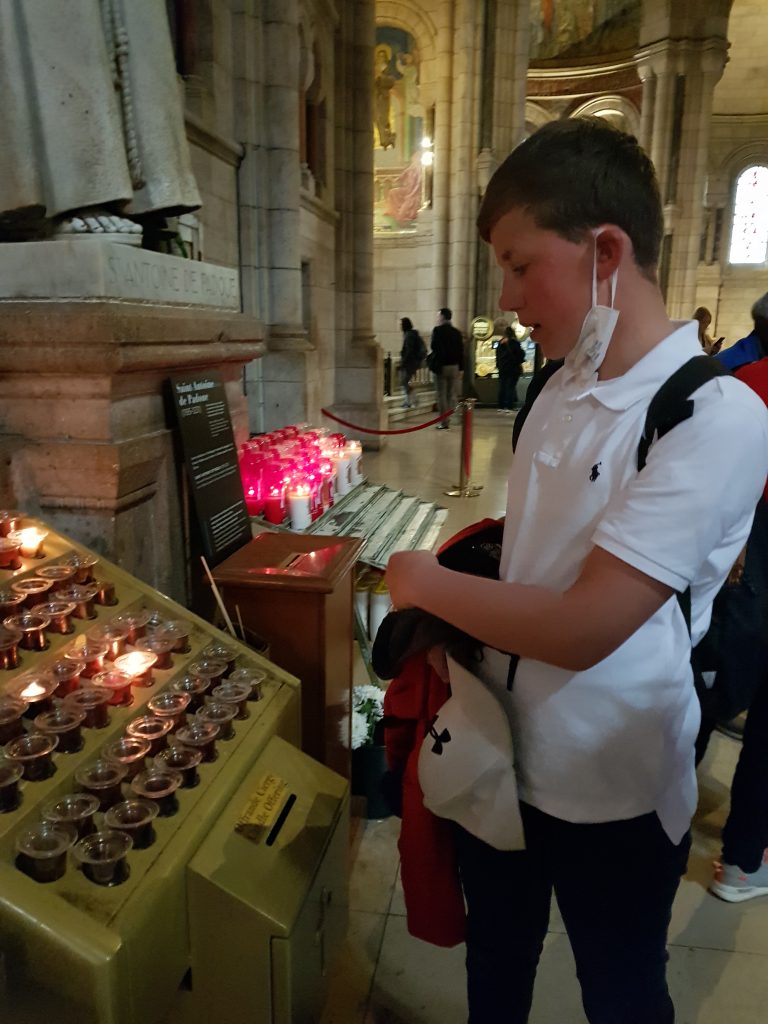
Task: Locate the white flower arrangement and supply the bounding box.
[346,684,385,750]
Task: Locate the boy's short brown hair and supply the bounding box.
[477,118,663,277]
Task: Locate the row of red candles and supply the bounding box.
[239,425,363,523]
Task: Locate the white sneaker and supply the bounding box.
[710,851,768,902]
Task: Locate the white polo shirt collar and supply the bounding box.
[562,320,700,411]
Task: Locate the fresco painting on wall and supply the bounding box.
[374,26,425,234]
[529,0,640,61]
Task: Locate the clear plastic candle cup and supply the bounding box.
[74,759,128,811]
[135,634,175,670]
[42,792,100,838]
[37,564,76,591]
[104,798,159,850]
[175,720,220,763]
[130,767,183,817]
[4,732,59,781]
[64,638,109,678]
[147,691,190,732]
[54,584,99,620]
[228,666,266,702]
[49,657,86,697]
[0,589,26,618]
[0,536,22,570]
[169,674,211,713]
[16,821,76,883]
[0,622,23,670]
[201,642,238,676]
[211,681,251,720]
[0,697,28,744]
[150,619,191,653]
[63,686,110,729]
[73,829,132,886]
[92,578,117,606]
[9,672,57,717]
[91,669,134,707]
[65,553,99,585]
[34,706,87,754]
[125,715,173,756]
[4,612,51,652]
[10,577,53,609]
[29,600,76,635]
[187,657,228,688]
[0,511,23,538]
[155,745,202,788]
[114,650,157,688]
[9,528,48,559]
[112,608,152,645]
[102,736,152,780]
[196,701,237,740]
[87,622,130,661]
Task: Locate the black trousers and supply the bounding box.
[455,803,691,1024]
[722,669,768,872]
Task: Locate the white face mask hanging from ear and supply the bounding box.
[565,230,619,385]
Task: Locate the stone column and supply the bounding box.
[329,0,384,446]
[431,0,455,303]
[258,0,318,429]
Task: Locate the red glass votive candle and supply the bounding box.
[0,623,22,670]
[135,634,175,670]
[201,642,238,677]
[9,528,48,559]
[11,577,54,609]
[0,697,27,744]
[187,658,228,689]
[130,767,183,817]
[0,589,26,618]
[9,672,57,717]
[105,798,159,850]
[92,578,116,606]
[175,720,220,763]
[63,687,110,729]
[229,666,266,702]
[42,792,100,838]
[55,584,99,620]
[169,674,211,713]
[37,564,77,592]
[197,701,237,741]
[102,736,151,780]
[155,744,202,788]
[147,691,190,732]
[34,706,87,754]
[49,657,85,698]
[91,669,134,707]
[114,650,157,687]
[263,486,285,524]
[0,511,22,538]
[5,732,59,781]
[65,639,109,679]
[126,715,173,757]
[15,822,76,883]
[73,830,132,886]
[65,553,99,585]
[4,612,51,652]
[112,609,152,645]
[87,622,130,661]
[211,681,251,720]
[0,536,22,570]
[74,759,128,811]
[0,761,23,812]
[29,600,76,635]
[150,619,191,654]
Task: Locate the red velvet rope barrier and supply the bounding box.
[320,407,455,435]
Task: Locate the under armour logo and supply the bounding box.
[589,462,602,482]
[426,715,451,755]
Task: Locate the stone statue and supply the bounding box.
[374,43,396,150]
[0,0,201,244]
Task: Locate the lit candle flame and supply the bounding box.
[114,651,157,677]
[22,681,47,699]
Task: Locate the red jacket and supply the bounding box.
[383,652,466,947]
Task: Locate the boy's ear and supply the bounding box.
[593,225,626,281]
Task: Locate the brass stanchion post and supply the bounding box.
[444,399,483,498]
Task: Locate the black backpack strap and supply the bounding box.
[637,355,729,471]
[512,358,564,451]
[637,354,729,632]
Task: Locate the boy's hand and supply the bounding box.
[386,550,439,609]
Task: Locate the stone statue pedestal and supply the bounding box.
[0,241,263,602]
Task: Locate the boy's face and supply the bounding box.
[490,207,593,360]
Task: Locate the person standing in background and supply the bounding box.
[430,308,464,430]
[716,293,768,371]
[496,325,526,414]
[399,317,426,409]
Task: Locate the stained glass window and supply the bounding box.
[728,165,768,264]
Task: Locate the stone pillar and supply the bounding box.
[637,63,656,154]
[431,0,455,303]
[0,241,263,602]
[257,0,318,430]
[330,0,384,447]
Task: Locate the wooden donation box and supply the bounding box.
[212,532,363,778]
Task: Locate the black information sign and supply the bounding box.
[169,372,251,564]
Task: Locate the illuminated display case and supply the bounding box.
[0,514,348,1024]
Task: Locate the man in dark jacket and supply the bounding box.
[496,326,526,413]
[430,308,464,429]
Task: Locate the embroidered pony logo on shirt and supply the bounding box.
[589,462,602,482]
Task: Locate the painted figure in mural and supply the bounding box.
[374,44,397,150]
[0,0,200,244]
[383,152,423,227]
[396,50,425,120]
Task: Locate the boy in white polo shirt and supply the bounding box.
[386,118,768,1024]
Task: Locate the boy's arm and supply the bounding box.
[386,546,673,672]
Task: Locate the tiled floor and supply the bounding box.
[319,408,768,1024]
